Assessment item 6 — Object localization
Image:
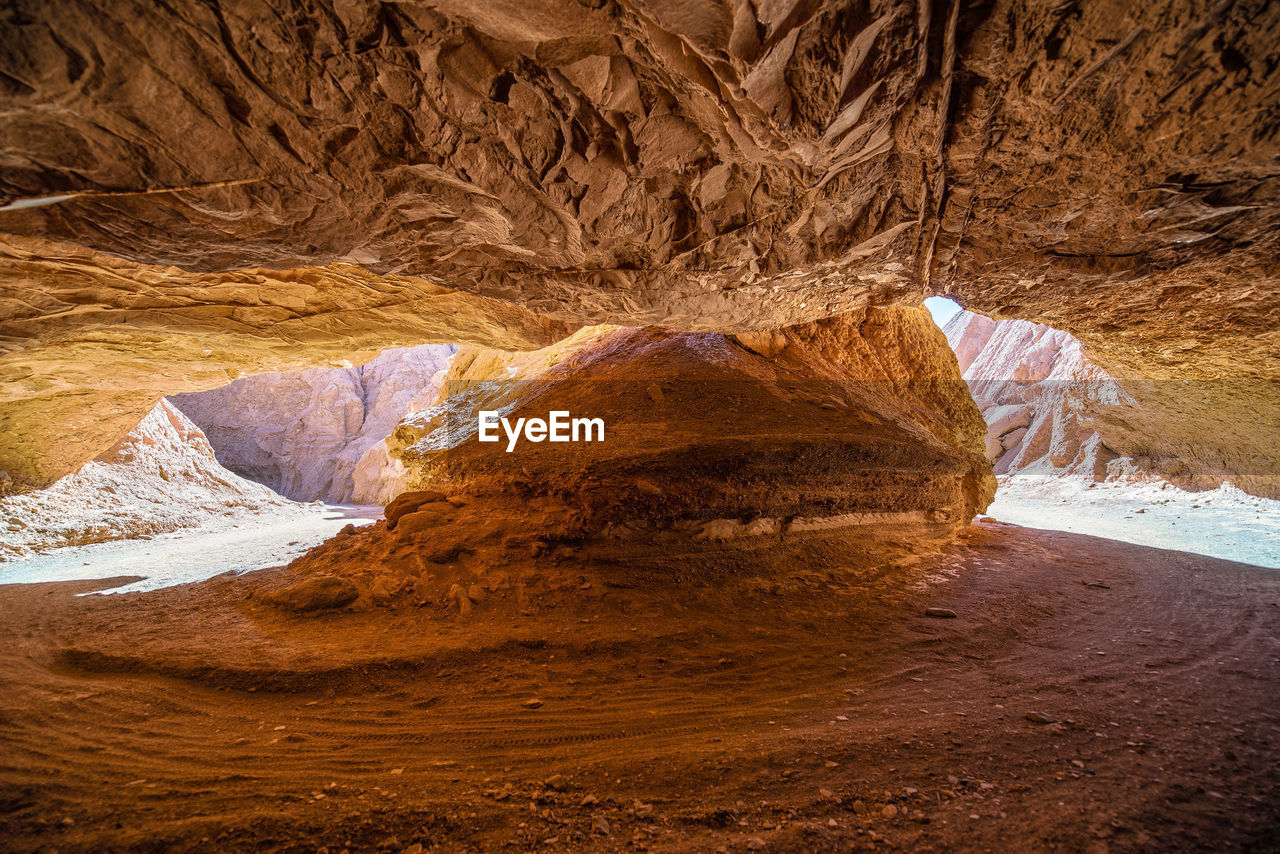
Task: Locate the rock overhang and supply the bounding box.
[0,0,1276,489]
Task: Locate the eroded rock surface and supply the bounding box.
[0,235,570,491]
[0,399,298,558]
[0,0,1276,491]
[172,344,454,504]
[945,310,1280,498]
[288,305,994,603]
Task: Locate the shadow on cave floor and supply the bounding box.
[0,522,1276,853]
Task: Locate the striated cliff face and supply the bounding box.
[944,310,1123,478]
[0,0,1277,489]
[944,310,1280,498]
[0,399,296,558]
[171,344,455,505]
[286,305,994,603]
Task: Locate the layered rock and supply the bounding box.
[0,235,571,492]
[0,0,1277,489]
[0,399,297,558]
[285,305,993,603]
[944,311,1121,478]
[171,344,455,504]
[945,310,1280,498]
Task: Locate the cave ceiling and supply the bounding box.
[0,0,1278,487]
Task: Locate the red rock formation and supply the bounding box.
[285,305,993,603]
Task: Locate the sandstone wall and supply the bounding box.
[944,310,1280,498]
[0,0,1276,491]
[171,344,455,505]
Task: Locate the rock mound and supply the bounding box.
[267,576,359,613]
[281,306,994,612]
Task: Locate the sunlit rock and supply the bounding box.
[171,344,455,504]
[0,399,297,558]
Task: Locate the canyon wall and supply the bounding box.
[944,311,1124,479]
[0,0,1277,490]
[945,310,1280,498]
[0,399,297,558]
[171,344,455,505]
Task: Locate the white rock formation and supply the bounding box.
[170,345,454,505]
[943,311,1132,480]
[0,400,299,559]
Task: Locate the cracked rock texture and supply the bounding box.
[946,310,1280,499]
[171,344,455,504]
[0,0,1277,488]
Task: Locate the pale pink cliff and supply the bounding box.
[171,345,455,505]
[943,311,1127,480]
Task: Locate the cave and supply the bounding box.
[0,1,1278,851]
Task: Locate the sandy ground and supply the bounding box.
[0,505,381,594]
[0,521,1276,853]
[988,476,1280,569]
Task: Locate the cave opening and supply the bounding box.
[926,298,1280,568]
[0,342,464,591]
[924,295,963,329]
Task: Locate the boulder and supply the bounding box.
[385,491,450,528]
[269,576,359,612]
[396,507,451,538]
